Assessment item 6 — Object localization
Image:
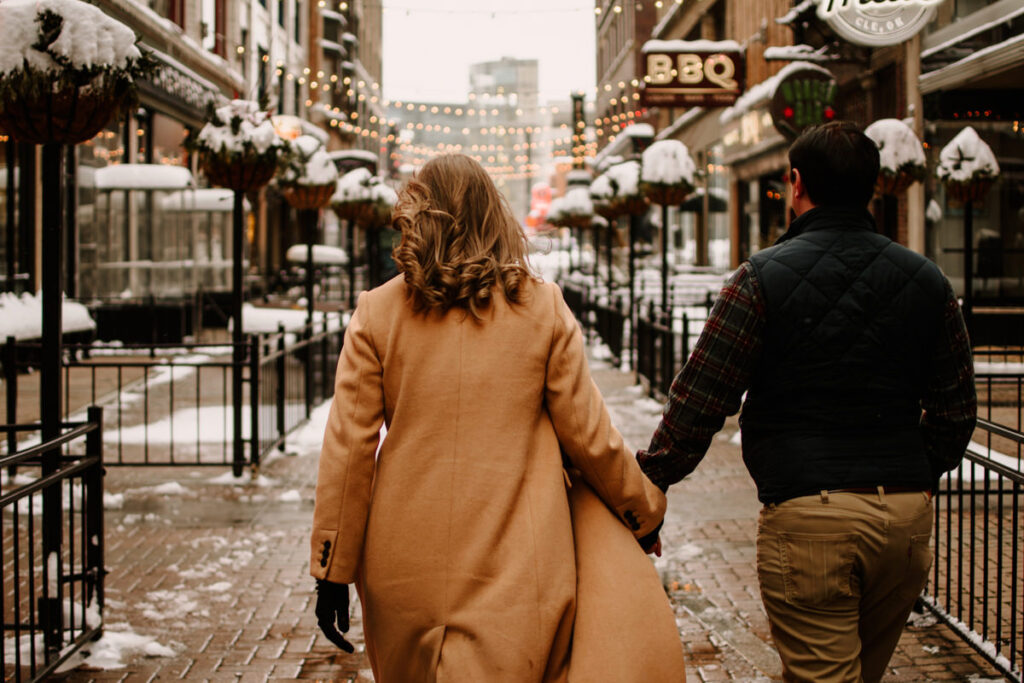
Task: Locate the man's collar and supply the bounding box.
[774,206,877,245]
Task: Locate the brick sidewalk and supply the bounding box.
[51,349,1008,682]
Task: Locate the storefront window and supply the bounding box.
[927,121,1024,303]
[706,145,731,270]
[151,113,189,167]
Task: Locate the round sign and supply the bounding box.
[769,66,839,140]
[816,0,940,47]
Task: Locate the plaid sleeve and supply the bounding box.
[637,262,765,491]
[921,279,977,483]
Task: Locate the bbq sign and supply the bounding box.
[814,0,944,47]
[640,40,745,108]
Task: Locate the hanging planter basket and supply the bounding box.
[333,200,373,223]
[281,183,336,210]
[0,76,133,145]
[201,152,278,192]
[943,177,995,204]
[612,196,649,216]
[593,202,621,221]
[875,163,926,196]
[876,171,916,196]
[0,2,148,146]
[640,181,694,206]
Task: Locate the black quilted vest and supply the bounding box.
[740,206,947,504]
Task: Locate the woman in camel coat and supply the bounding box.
[310,154,682,682]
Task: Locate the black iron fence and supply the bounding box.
[592,296,627,368]
[251,317,344,464]
[1,407,104,683]
[925,416,1024,681]
[1,313,346,472]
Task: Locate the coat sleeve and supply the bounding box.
[544,284,666,539]
[310,291,384,583]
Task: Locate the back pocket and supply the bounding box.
[779,531,860,608]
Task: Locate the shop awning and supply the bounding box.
[920,32,1024,94]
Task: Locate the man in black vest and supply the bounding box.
[637,121,976,682]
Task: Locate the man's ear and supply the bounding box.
[791,168,804,198]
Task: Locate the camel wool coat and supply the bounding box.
[311,276,668,682]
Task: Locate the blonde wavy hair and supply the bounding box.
[392,154,537,320]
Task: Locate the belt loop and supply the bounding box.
[820,490,830,504]
[877,485,887,508]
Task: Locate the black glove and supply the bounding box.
[637,520,664,554]
[315,579,355,653]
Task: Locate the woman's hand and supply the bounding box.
[315,579,355,653]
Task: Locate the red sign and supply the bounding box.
[640,44,745,108]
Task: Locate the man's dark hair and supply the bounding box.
[788,121,880,209]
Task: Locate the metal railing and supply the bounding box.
[1,407,104,683]
[925,416,1024,682]
[251,317,345,464]
[1,313,346,472]
[592,295,627,368]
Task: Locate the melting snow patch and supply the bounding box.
[203,581,232,592]
[278,489,302,502]
[922,644,941,654]
[103,492,125,509]
[149,482,188,495]
[907,611,938,628]
[57,628,175,671]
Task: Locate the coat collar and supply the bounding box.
[775,206,877,246]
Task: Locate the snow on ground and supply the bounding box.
[0,291,96,339]
[55,628,175,672]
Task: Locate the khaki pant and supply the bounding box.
[756,488,933,683]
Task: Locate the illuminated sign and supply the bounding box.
[640,40,745,108]
[815,0,944,47]
[769,67,838,139]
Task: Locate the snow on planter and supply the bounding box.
[641,139,696,205]
[589,173,618,220]
[332,167,374,222]
[195,99,285,192]
[548,187,594,228]
[369,180,399,226]
[0,0,148,144]
[278,135,339,210]
[864,118,927,196]
[936,126,1000,204]
[606,160,647,216]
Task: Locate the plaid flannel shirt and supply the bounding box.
[636,262,977,492]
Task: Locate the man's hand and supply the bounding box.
[315,579,355,653]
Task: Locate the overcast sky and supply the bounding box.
[381,0,596,105]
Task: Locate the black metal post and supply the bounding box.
[249,334,261,471]
[301,208,317,324]
[661,203,669,313]
[5,336,17,476]
[40,141,64,656]
[64,145,77,298]
[346,218,356,309]
[628,212,638,371]
[963,200,974,330]
[606,219,615,293]
[276,323,286,449]
[85,405,104,619]
[231,189,245,477]
[592,222,600,293]
[5,138,15,289]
